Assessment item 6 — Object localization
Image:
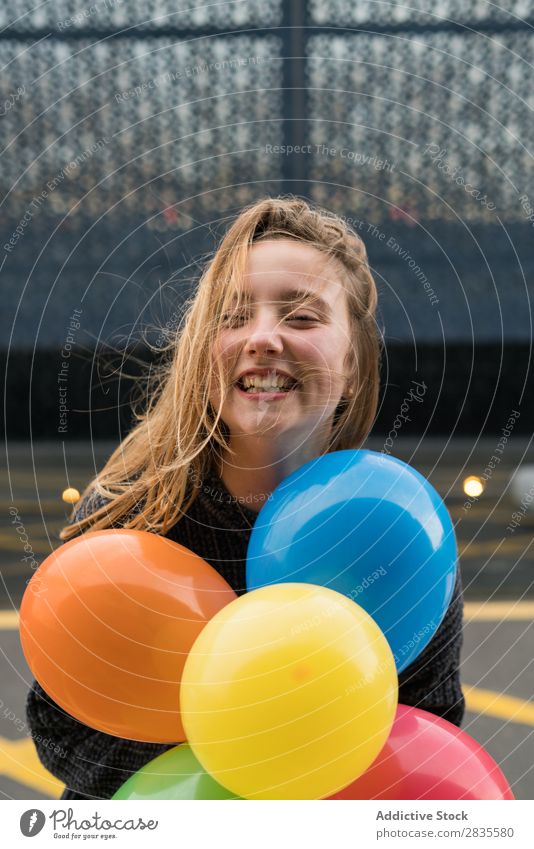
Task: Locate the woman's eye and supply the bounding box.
[221,311,317,326]
[222,311,247,326]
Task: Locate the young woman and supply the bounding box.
[26,196,464,800]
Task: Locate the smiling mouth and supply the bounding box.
[234,377,300,395]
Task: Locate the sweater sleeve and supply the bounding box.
[25,681,173,799]
[397,565,465,727]
[25,490,173,799]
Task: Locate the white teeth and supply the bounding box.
[241,372,293,390]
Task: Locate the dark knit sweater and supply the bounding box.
[26,464,465,800]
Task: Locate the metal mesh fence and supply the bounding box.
[1,1,533,353]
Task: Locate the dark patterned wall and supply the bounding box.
[1,2,533,435]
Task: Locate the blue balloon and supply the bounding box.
[246,449,457,672]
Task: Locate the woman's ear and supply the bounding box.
[343,378,354,398]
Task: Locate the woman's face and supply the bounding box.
[210,238,353,444]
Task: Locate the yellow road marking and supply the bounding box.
[1,689,532,799]
[0,610,20,629]
[464,601,534,621]
[0,562,52,578]
[2,603,533,631]
[0,536,56,555]
[460,538,534,557]
[464,686,534,727]
[0,500,67,512]
[0,737,63,797]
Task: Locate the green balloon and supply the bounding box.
[112,744,241,800]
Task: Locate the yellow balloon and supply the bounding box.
[180,583,398,800]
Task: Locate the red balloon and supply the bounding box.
[329,704,514,800]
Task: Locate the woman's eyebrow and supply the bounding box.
[282,288,332,312]
[233,288,332,312]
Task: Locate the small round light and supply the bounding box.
[62,487,80,504]
[463,476,484,498]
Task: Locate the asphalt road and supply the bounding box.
[1,438,533,799]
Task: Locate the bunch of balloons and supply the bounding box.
[20,450,514,799]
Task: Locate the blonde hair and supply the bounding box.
[60,195,381,541]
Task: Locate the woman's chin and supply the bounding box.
[225,408,295,436]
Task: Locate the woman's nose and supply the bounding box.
[243,311,284,355]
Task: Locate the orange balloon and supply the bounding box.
[19,530,237,743]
